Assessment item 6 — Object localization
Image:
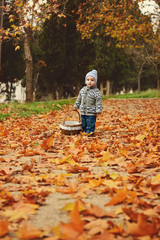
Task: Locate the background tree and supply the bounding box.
[77,0,154,46]
[125,37,160,92]
[0,0,24,100]
[0,0,4,71]
[77,0,156,93]
[147,36,160,90]
[125,47,147,94]
[0,0,65,102]
[111,48,135,93]
[1,0,159,101]
[37,0,94,100]
[88,31,136,95]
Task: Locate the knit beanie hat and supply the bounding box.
[85,69,98,86]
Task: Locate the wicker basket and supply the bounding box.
[60,109,82,135]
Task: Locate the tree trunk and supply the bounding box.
[52,87,56,99]
[75,80,80,96]
[137,74,141,94]
[33,72,39,101]
[106,80,110,96]
[100,82,103,95]
[57,85,63,99]
[24,27,33,102]
[154,64,160,90]
[100,81,110,96]
[0,0,4,71]
[137,62,145,94]
[157,78,160,90]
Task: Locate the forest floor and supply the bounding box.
[0,99,160,240]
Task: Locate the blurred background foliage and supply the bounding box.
[0,0,160,101]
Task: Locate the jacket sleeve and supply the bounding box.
[74,92,81,109]
[96,90,102,113]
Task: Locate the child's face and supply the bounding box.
[86,76,95,87]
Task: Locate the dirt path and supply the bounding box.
[0,99,160,239]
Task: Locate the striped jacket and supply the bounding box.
[74,86,102,116]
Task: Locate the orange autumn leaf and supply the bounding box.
[3,201,39,221]
[67,165,89,173]
[105,188,137,206]
[41,135,54,150]
[109,224,123,234]
[24,150,41,156]
[62,198,86,212]
[88,178,102,188]
[43,237,59,240]
[56,182,77,194]
[82,204,116,218]
[151,173,160,185]
[0,151,7,155]
[88,230,114,240]
[0,218,9,237]
[60,222,83,240]
[122,207,139,221]
[127,213,158,236]
[151,184,160,194]
[70,200,85,232]
[105,189,127,206]
[74,185,90,198]
[86,143,104,152]
[17,222,43,239]
[102,149,110,162]
[0,157,5,162]
[126,190,137,204]
[0,237,10,240]
[60,200,85,239]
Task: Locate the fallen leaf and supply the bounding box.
[127,213,158,236]
[60,200,85,239]
[88,231,114,240]
[62,199,86,212]
[105,189,127,206]
[0,218,9,237]
[41,135,54,150]
[151,173,160,185]
[82,204,116,218]
[17,222,44,239]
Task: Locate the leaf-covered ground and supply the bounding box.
[0,99,160,240]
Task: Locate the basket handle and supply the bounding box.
[63,109,81,124]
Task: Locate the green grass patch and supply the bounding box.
[0,103,9,110]
[0,113,10,121]
[0,89,159,121]
[0,98,75,121]
[103,89,160,99]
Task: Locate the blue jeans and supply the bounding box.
[81,115,97,133]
